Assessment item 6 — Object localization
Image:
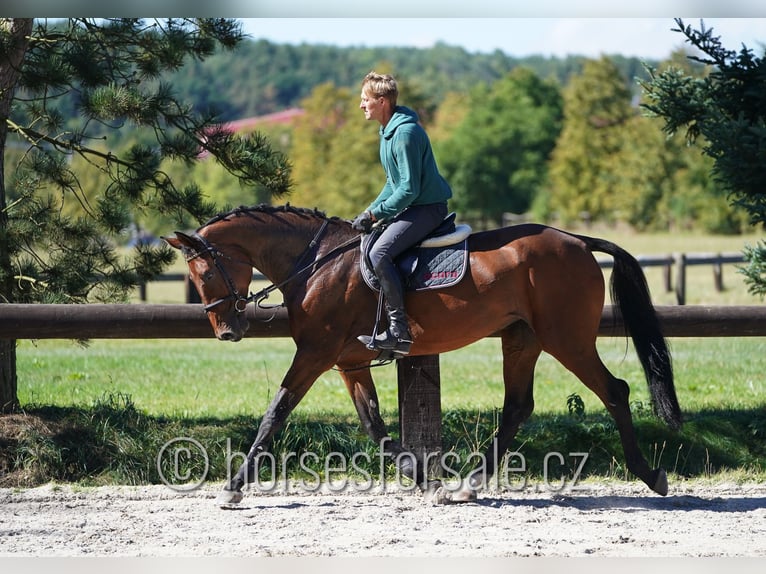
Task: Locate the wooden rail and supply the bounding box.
[596,252,745,304]
[0,304,290,339]
[2,304,766,339]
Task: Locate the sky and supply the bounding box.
[239,18,766,61]
[6,3,766,60]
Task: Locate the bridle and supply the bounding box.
[185,219,360,316]
[185,233,256,314]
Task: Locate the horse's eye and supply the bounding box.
[202,271,214,282]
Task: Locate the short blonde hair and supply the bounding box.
[362,71,398,107]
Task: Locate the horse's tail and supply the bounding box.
[580,235,682,430]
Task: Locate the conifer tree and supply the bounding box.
[641,18,766,297]
[0,18,291,411]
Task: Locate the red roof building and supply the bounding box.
[198,108,304,157]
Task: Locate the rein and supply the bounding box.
[187,219,361,318]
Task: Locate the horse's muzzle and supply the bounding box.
[215,317,249,342]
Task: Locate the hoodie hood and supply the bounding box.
[380,106,419,140]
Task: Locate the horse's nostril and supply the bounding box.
[218,329,243,342]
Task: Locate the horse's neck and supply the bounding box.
[213,214,335,285]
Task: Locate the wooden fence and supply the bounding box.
[140,251,745,306]
[596,252,744,305]
[3,303,766,340]
[2,303,765,465]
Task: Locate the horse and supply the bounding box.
[163,204,682,506]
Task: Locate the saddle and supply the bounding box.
[360,213,472,292]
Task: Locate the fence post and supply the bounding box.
[397,354,442,478]
[663,256,673,292]
[713,253,724,292]
[675,252,686,305]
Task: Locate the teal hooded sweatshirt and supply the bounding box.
[366,106,452,222]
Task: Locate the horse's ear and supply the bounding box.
[162,235,183,250]
[162,231,198,251]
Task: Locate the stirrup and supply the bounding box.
[357,331,412,357]
[375,348,409,362]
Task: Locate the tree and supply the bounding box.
[436,67,563,227]
[547,57,634,225]
[0,18,291,412]
[602,49,740,234]
[641,18,766,296]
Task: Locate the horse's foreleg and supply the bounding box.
[217,351,331,506]
[444,322,541,504]
[338,368,432,492]
[220,386,299,502]
[339,368,388,443]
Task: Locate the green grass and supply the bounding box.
[16,337,766,417]
[4,391,764,489]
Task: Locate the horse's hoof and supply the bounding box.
[425,482,477,505]
[216,488,244,507]
[651,468,668,496]
[424,485,451,505]
[448,485,478,503]
[423,481,446,504]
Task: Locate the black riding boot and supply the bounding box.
[358,259,413,356]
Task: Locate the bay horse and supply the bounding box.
[164,204,681,505]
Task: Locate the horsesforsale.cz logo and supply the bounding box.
[156,436,589,494]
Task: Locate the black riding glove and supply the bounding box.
[351,211,374,233]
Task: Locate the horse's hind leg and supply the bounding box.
[447,321,541,503]
[553,347,668,495]
[339,368,432,490]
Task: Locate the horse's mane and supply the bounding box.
[197,203,343,231]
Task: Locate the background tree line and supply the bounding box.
[154,35,745,235]
[174,37,736,233]
[10,25,742,235]
[166,39,651,120]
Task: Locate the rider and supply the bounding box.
[352,71,453,356]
